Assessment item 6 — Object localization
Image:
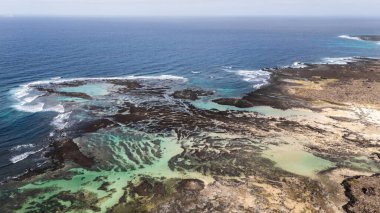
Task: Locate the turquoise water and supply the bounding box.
[18,127,212,212]
[192,98,314,118]
[263,144,335,177]
[59,83,112,97]
[1,17,380,181]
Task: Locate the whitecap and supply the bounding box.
[45,104,65,113]
[51,111,71,130]
[23,95,40,103]
[222,66,232,70]
[10,144,36,151]
[46,75,187,83]
[13,85,30,99]
[11,75,187,114]
[235,69,271,89]
[290,61,308,69]
[14,102,65,113]
[10,148,43,164]
[14,102,45,113]
[338,35,362,41]
[319,57,358,65]
[191,71,201,74]
[13,74,187,97]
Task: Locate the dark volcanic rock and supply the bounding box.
[78,119,116,133]
[98,182,110,191]
[53,81,87,87]
[212,98,254,108]
[342,174,380,213]
[212,59,380,110]
[35,87,93,100]
[357,35,380,41]
[46,138,94,168]
[12,138,95,182]
[105,79,142,89]
[171,89,214,100]
[132,178,166,197]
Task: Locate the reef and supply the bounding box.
[1,58,380,212]
[171,89,213,100]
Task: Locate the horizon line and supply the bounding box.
[1,14,380,19]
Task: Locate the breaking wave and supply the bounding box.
[10,144,36,151]
[224,67,271,90]
[236,70,271,89]
[10,148,43,164]
[318,57,359,65]
[10,74,188,135]
[338,35,362,41]
[224,56,374,89]
[11,75,187,114]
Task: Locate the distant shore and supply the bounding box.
[339,34,380,42]
[357,35,380,41]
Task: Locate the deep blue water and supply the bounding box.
[1,17,380,180]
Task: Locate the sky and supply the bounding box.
[0,0,380,17]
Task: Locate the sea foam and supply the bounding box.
[234,69,271,89]
[11,75,187,114]
[51,111,72,130]
[290,61,308,69]
[319,57,359,65]
[338,35,362,41]
[10,144,36,151]
[38,75,188,84]
[14,102,45,113]
[10,148,43,164]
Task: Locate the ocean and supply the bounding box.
[1,17,380,182]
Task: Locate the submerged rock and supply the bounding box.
[34,87,93,100]
[46,138,94,168]
[212,98,254,108]
[171,89,214,100]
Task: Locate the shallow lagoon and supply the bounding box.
[59,83,112,97]
[192,98,314,118]
[19,128,213,212]
[262,144,335,177]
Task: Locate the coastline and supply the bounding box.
[1,58,380,212]
[214,57,380,212]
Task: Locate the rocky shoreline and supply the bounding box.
[357,35,380,42]
[1,58,380,212]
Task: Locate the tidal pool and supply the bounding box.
[262,144,335,177]
[342,156,380,173]
[59,83,112,97]
[192,98,314,118]
[18,128,212,212]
